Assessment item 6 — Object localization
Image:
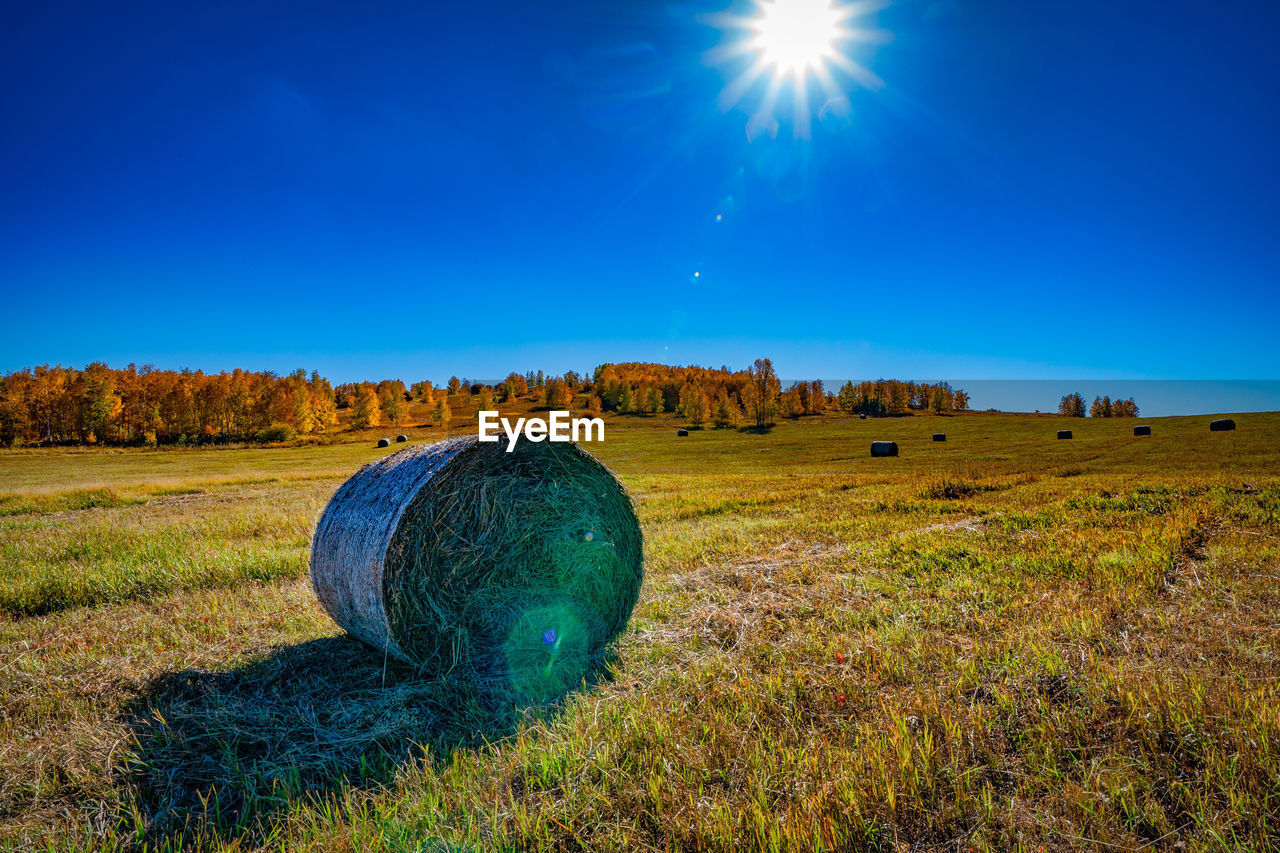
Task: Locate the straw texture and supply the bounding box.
[310,436,643,705]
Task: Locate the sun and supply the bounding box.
[750,0,845,78]
[710,0,886,136]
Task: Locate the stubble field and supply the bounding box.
[1,411,1277,851]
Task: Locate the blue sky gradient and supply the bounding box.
[2,0,1277,391]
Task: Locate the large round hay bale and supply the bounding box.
[1210,418,1236,432]
[1057,430,1072,440]
[310,437,643,706]
[870,440,898,457]
[396,434,408,443]
[376,437,391,448]
[858,414,867,420]
[1133,425,1151,436]
[676,428,689,437]
[932,433,946,442]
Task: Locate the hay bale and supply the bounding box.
[932,433,946,442]
[1210,418,1236,432]
[858,414,867,420]
[396,434,408,443]
[310,436,643,706]
[870,441,898,457]
[1057,430,1072,440]
[676,428,689,437]
[1133,425,1151,436]
[376,437,391,448]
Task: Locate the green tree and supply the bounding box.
[712,392,738,428]
[381,387,403,425]
[929,386,948,414]
[433,396,452,426]
[645,386,664,414]
[617,385,635,414]
[79,362,119,443]
[837,381,857,414]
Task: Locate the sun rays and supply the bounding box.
[709,0,888,137]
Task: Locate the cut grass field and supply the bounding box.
[1,410,1277,851]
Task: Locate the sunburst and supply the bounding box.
[709,0,887,137]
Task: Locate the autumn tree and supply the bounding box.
[679,383,710,425]
[1111,397,1139,417]
[350,386,381,429]
[780,388,804,418]
[411,380,434,404]
[503,372,529,400]
[744,358,780,427]
[1058,393,1086,418]
[544,378,572,410]
[807,380,827,415]
[309,372,338,432]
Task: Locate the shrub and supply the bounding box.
[256,424,297,444]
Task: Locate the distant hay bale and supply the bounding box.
[1133,425,1152,436]
[1057,430,1072,440]
[858,414,867,420]
[310,437,643,707]
[396,434,408,443]
[933,433,946,442]
[870,441,898,457]
[376,437,391,448]
[676,428,689,437]
[1210,418,1236,432]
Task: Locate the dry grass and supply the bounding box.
[0,410,1277,851]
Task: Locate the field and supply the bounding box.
[1,410,1278,851]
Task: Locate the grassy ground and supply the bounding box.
[1,410,1277,851]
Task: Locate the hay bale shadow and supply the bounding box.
[121,635,611,847]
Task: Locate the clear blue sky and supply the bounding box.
[2,0,1277,388]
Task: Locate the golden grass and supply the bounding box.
[0,409,1276,851]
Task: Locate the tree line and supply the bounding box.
[1057,393,1140,418]
[0,364,337,446]
[336,360,970,431]
[0,360,972,446]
